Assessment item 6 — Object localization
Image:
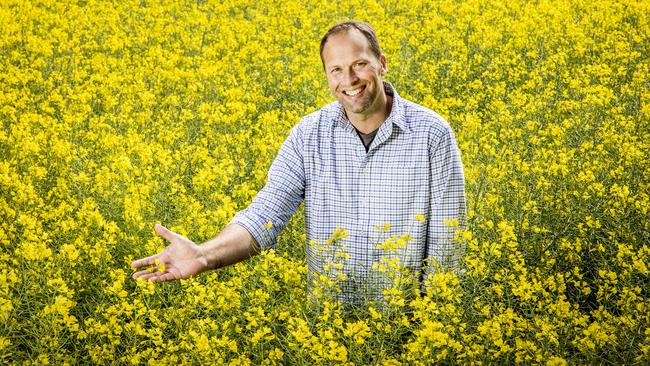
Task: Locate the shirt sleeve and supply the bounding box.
[425,124,467,276]
[229,123,306,250]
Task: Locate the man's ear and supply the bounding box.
[379,54,388,76]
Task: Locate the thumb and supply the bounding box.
[154,224,177,242]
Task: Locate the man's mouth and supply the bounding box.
[342,86,365,97]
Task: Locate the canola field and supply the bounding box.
[1,0,649,364]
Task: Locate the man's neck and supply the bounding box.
[346,94,394,134]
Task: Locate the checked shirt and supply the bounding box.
[231,82,466,302]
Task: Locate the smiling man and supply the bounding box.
[132,20,466,303]
[321,24,390,134]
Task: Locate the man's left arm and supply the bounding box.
[425,124,467,277]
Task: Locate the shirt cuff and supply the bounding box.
[229,209,277,250]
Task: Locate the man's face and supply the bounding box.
[321,30,387,121]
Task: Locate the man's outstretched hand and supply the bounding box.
[131,224,208,282]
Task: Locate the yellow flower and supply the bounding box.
[375,222,391,232]
[443,218,459,227]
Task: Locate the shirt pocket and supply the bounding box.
[375,159,423,207]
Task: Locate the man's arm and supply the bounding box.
[425,123,467,277]
[132,122,307,282]
[228,122,307,250]
[131,223,258,282]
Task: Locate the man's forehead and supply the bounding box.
[322,30,374,63]
[325,29,371,50]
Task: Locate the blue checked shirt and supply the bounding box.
[231,82,466,302]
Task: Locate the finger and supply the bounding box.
[131,254,159,270]
[154,224,176,242]
[132,269,157,279]
[151,272,177,283]
[135,271,162,281]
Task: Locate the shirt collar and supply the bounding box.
[330,81,410,134]
[384,82,409,133]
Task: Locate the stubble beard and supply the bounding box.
[339,89,375,116]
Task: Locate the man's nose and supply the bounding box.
[342,67,359,84]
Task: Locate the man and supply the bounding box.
[132,21,466,302]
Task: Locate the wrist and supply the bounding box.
[197,224,257,271]
[197,242,220,271]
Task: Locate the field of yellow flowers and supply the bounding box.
[2,0,649,364]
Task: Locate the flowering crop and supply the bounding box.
[1,0,649,364]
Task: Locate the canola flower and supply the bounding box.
[1,0,649,364]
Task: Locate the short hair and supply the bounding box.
[319,20,382,67]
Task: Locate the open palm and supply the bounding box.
[131,224,208,282]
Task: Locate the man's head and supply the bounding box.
[320,20,389,123]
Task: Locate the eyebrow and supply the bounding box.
[327,58,368,71]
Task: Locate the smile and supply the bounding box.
[342,86,365,96]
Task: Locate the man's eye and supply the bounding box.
[354,62,366,68]
[330,68,341,74]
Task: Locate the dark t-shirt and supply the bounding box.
[356,128,379,152]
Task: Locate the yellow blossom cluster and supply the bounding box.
[1,0,649,364]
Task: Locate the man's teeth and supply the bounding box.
[344,88,363,96]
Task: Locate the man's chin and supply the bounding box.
[339,100,370,115]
